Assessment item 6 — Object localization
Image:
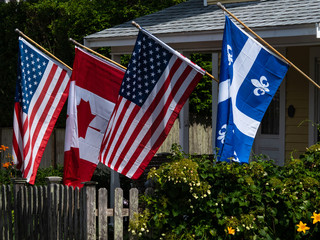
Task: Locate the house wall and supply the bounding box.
[285,46,310,159]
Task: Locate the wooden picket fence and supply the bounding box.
[0,177,138,240]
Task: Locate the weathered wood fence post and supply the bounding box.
[98,188,108,240]
[82,181,97,240]
[46,176,62,240]
[129,188,139,240]
[114,188,123,240]
[12,178,27,240]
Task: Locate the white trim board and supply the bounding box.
[308,47,320,146]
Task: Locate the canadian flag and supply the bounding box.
[64,47,125,187]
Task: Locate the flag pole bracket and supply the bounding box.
[131,21,141,30]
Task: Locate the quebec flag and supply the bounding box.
[215,16,289,163]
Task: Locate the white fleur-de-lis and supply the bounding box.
[217,124,227,144]
[251,76,270,96]
[231,151,240,162]
[227,45,233,66]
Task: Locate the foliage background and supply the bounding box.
[0,0,213,128]
[129,144,320,240]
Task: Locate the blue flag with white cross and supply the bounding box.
[215,16,289,163]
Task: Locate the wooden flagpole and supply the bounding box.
[15,29,72,71]
[216,2,320,90]
[69,38,127,70]
[131,21,219,83]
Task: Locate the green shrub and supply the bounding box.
[34,164,64,185]
[129,144,320,239]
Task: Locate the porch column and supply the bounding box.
[110,54,121,209]
[179,52,190,154]
[212,52,219,154]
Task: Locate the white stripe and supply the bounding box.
[108,56,179,170]
[64,81,77,152]
[126,67,198,178]
[231,38,261,138]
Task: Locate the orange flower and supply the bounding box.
[296,221,310,233]
[0,145,8,151]
[2,162,11,169]
[311,212,320,224]
[227,227,235,235]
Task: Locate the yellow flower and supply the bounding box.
[227,227,235,235]
[296,221,310,233]
[311,212,320,224]
[2,162,11,169]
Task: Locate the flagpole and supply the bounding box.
[131,21,219,83]
[15,29,72,71]
[216,2,320,90]
[69,38,127,70]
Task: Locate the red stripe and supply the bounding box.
[131,71,204,179]
[22,117,30,160]
[24,68,67,180]
[121,65,193,176]
[110,58,183,171]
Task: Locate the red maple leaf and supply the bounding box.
[77,99,96,139]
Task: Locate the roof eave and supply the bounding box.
[84,23,318,49]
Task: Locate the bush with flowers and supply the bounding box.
[129,143,320,239]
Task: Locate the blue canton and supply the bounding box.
[120,31,172,107]
[15,40,48,113]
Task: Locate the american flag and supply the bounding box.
[99,29,205,179]
[13,37,71,184]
